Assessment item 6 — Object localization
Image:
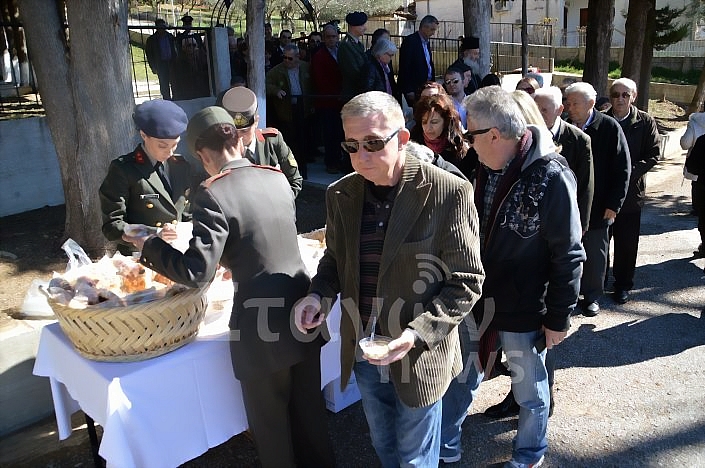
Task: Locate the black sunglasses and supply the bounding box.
[341,128,401,154]
[610,91,631,99]
[283,56,296,61]
[463,127,492,144]
[444,78,460,85]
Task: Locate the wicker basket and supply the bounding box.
[47,287,208,362]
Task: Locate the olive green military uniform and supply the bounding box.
[100,145,196,254]
[249,128,303,197]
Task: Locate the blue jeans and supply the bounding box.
[500,330,549,464]
[354,360,442,467]
[440,316,484,460]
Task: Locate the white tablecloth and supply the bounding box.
[33,299,342,468]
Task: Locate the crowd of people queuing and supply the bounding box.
[103,7,703,468]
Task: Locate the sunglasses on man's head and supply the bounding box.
[463,127,492,144]
[444,78,460,85]
[610,91,631,99]
[341,128,401,154]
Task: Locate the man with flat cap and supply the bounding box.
[338,11,368,100]
[220,86,303,196]
[100,99,197,255]
[450,36,481,95]
[123,106,335,468]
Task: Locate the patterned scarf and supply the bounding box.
[423,135,447,155]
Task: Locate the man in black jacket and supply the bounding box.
[398,15,438,107]
[565,82,631,316]
[605,78,660,304]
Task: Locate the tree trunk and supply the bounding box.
[18,0,137,256]
[247,0,266,125]
[521,0,527,75]
[635,0,655,111]
[462,0,492,77]
[621,0,647,82]
[688,66,705,115]
[583,0,614,97]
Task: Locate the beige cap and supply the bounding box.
[221,87,258,129]
[185,106,234,155]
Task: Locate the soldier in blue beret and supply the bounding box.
[99,99,198,254]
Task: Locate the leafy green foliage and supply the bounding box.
[653,5,689,51]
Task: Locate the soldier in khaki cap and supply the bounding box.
[221,86,303,197]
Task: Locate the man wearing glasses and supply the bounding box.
[295,91,484,467]
[459,86,584,468]
[444,68,468,128]
[265,44,313,178]
[604,78,660,304]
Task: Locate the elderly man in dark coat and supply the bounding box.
[565,81,631,316]
[604,77,660,304]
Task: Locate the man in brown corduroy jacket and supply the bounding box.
[295,91,484,467]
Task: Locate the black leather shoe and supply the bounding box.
[613,289,629,304]
[582,301,600,317]
[484,391,520,419]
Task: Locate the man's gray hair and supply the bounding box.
[404,141,435,164]
[464,86,526,140]
[564,81,597,101]
[534,86,563,109]
[341,91,405,128]
[371,38,397,59]
[420,15,439,27]
[610,77,637,94]
[283,44,299,54]
[322,24,338,35]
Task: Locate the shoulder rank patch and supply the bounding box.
[257,127,279,141]
[202,169,233,188]
[252,164,283,174]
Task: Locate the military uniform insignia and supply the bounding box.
[233,112,250,128]
[287,154,298,167]
[252,164,283,174]
[203,169,233,188]
[134,149,147,164]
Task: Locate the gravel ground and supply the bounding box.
[2,149,704,467]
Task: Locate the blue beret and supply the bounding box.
[133,100,188,139]
[345,11,367,26]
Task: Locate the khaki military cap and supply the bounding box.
[221,87,258,129]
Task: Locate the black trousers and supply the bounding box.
[238,350,335,468]
[607,210,642,292]
[155,61,172,100]
[317,108,345,169]
[694,182,705,244]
